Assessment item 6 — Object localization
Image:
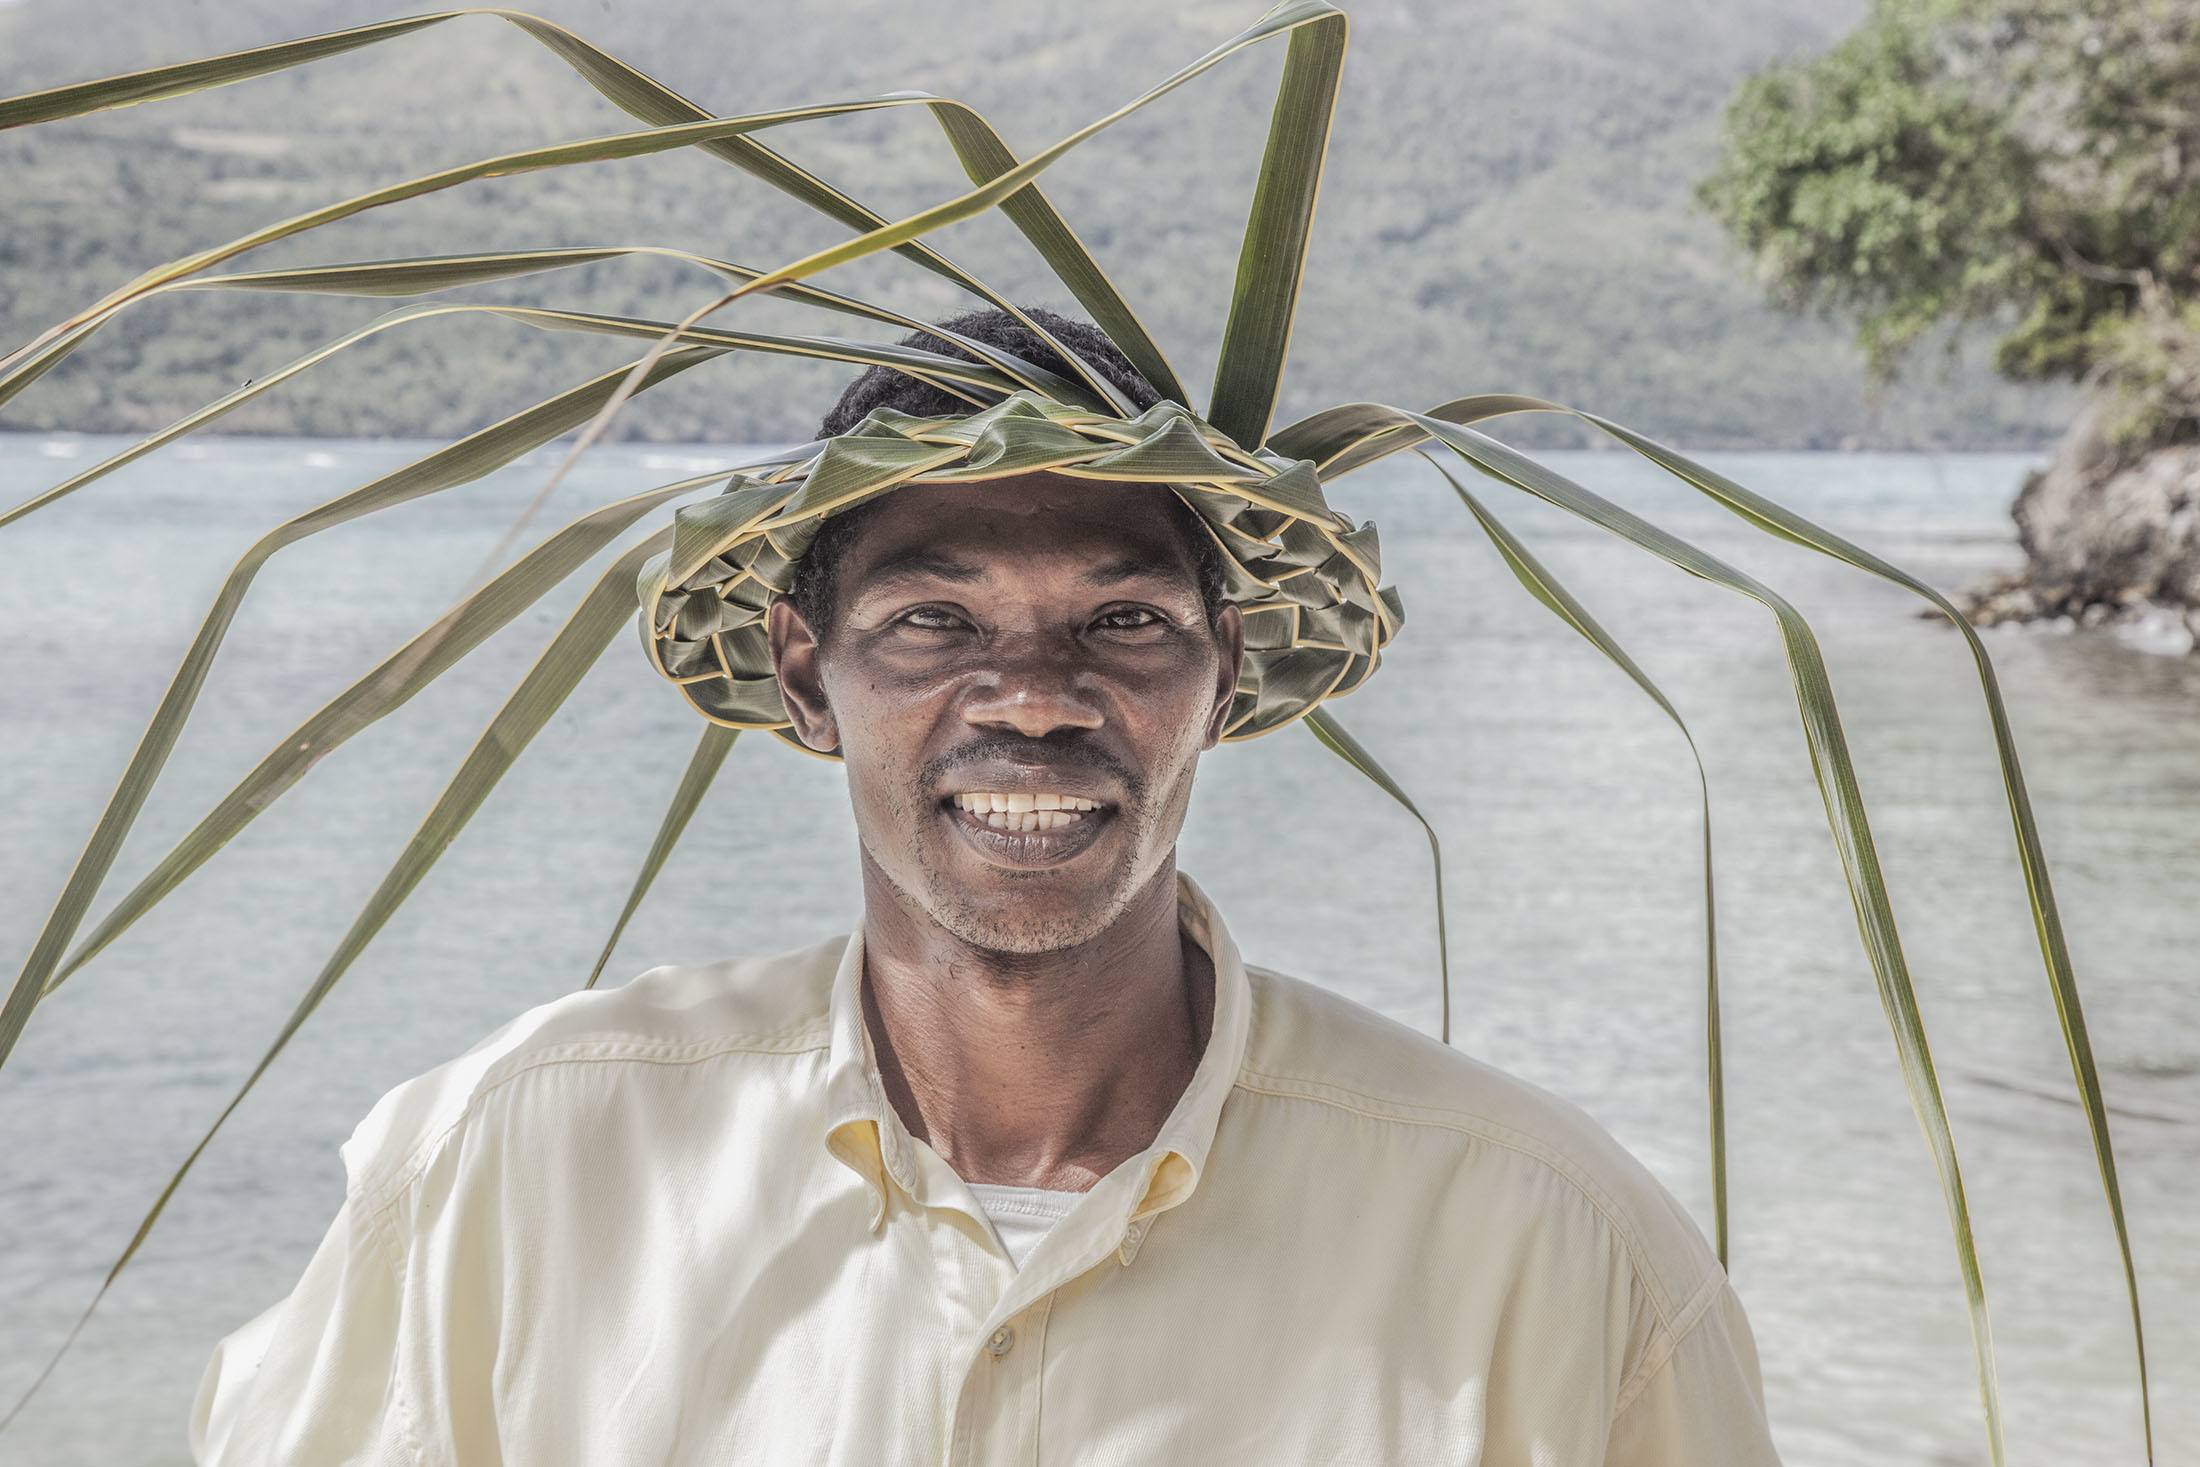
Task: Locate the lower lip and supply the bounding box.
[942,803,1113,868]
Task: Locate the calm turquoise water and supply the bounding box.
[1,434,2193,1464]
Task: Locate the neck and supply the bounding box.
[857,855,1215,1192]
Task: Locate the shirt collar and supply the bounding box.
[822,868,1252,1264]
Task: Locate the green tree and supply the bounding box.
[1700,0,2200,451]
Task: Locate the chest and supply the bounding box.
[411,1136,1626,1466]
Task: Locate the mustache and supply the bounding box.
[919,730,1142,802]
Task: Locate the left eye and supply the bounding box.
[1095,608,1164,630]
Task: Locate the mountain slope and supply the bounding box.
[0,0,2072,447]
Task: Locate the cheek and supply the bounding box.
[1132,654,1226,804]
[1143,642,1227,736]
[822,653,929,744]
[821,662,946,818]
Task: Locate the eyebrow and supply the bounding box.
[857,547,1187,591]
[859,549,986,587]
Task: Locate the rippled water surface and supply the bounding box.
[1,434,2193,1464]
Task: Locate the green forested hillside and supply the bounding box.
[0,0,2073,447]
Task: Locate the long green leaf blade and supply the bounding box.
[584,726,741,990]
[0,351,717,1075]
[1301,707,1453,1044]
[0,302,1008,528]
[1207,13,1347,449]
[0,12,451,126]
[1275,389,2151,1460]
[0,526,671,1431]
[1414,449,1728,1268]
[0,9,1179,413]
[1404,409,2006,1465]
[42,470,767,991]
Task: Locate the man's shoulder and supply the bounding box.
[1238,963,1723,1323]
[337,930,850,1209]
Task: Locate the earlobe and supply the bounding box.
[766,598,840,754]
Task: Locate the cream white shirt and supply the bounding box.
[189,870,1781,1465]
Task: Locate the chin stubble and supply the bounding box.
[910,784,1154,955]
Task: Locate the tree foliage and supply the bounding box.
[1700,0,2200,448]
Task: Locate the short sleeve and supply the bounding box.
[1602,1277,1783,1466]
[187,1189,423,1466]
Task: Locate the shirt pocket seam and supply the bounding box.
[1609,1270,1729,1420]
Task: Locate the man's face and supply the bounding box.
[765,473,1244,954]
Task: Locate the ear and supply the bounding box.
[766,596,841,755]
[1200,602,1245,749]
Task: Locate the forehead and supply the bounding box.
[835,473,1199,588]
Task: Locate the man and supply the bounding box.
[190,308,1783,1464]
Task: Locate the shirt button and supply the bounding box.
[986,1325,1016,1358]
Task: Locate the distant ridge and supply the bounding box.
[0,0,2072,449]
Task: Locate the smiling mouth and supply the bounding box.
[938,790,1115,867]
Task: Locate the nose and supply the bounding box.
[958,629,1107,740]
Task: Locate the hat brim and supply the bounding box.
[637,390,1403,760]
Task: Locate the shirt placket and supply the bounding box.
[939,1155,1160,1467]
[945,1290,1055,1466]
[866,1112,1020,1465]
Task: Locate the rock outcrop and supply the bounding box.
[1955,400,2200,649]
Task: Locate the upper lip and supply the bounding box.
[938,766,1121,808]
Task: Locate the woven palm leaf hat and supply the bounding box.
[634,332,1405,759]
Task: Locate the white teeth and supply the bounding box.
[981,809,1082,832]
[951,791,1101,820]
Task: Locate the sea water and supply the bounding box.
[0,434,2192,1464]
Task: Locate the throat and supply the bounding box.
[858,903,1215,1190]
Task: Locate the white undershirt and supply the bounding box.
[965,1182,1086,1270]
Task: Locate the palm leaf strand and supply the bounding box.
[1207,12,1347,449]
[0,8,1180,412]
[1407,411,2007,1466]
[1301,707,1453,1044]
[42,470,777,993]
[0,351,718,1074]
[1415,449,1728,1269]
[1278,391,2149,1458]
[0,303,1015,530]
[0,525,674,1431]
[585,726,743,991]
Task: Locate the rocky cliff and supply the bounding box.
[1958,400,2200,651]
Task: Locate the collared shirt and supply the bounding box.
[189,870,1782,1465]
